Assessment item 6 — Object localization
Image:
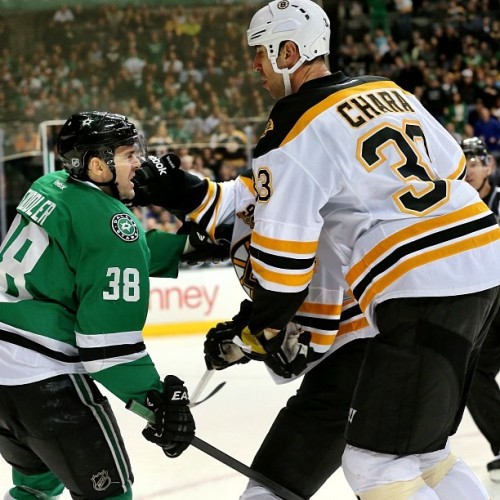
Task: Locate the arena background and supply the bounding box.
[0,1,499,497]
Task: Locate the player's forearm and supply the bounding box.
[249,283,308,333]
[91,354,163,404]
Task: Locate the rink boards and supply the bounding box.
[144,265,248,337]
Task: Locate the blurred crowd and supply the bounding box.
[0,0,499,233]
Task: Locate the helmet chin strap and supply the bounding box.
[91,163,121,200]
[271,56,307,96]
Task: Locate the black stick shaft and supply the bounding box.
[126,399,305,500]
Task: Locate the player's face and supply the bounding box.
[465,157,490,191]
[252,46,286,100]
[113,145,142,199]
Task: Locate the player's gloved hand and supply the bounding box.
[142,375,195,458]
[264,325,313,378]
[131,154,208,216]
[178,222,230,266]
[204,300,253,370]
[239,324,314,379]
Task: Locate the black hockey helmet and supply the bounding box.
[57,111,144,179]
[460,137,490,166]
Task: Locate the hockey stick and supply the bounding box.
[188,368,222,408]
[126,399,306,500]
[190,381,226,407]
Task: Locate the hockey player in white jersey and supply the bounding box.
[133,156,376,499]
[130,2,500,496]
[240,1,500,499]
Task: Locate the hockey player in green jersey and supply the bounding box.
[0,112,196,500]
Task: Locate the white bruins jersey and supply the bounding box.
[186,172,376,382]
[248,72,500,326]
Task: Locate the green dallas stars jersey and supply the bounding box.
[0,170,186,404]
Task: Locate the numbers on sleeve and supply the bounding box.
[358,121,449,215]
[254,168,272,203]
[103,267,140,302]
[0,219,49,301]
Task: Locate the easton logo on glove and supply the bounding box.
[171,389,189,401]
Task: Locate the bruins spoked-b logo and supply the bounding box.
[111,213,139,242]
[277,1,289,9]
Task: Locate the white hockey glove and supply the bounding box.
[238,323,314,379]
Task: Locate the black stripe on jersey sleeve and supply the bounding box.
[0,329,80,363]
[198,183,221,230]
[249,245,316,271]
[353,213,497,299]
[293,314,340,332]
[339,302,363,321]
[79,341,146,362]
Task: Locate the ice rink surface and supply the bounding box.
[0,334,499,499]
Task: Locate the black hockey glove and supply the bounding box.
[204,300,253,370]
[240,324,314,379]
[178,222,231,266]
[142,375,195,458]
[131,154,208,217]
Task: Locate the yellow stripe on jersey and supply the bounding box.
[447,155,466,180]
[189,180,217,222]
[358,227,500,311]
[252,231,318,255]
[281,81,402,147]
[346,201,491,287]
[310,331,337,346]
[297,301,343,316]
[239,175,256,195]
[251,259,314,287]
[338,316,370,336]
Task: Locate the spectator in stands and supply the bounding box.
[52,4,74,23]
[473,106,500,158]
[122,46,146,87]
[13,122,39,153]
[421,74,449,125]
[458,68,483,109]
[445,91,469,136]
[147,120,174,156]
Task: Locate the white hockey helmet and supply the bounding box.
[247,0,330,95]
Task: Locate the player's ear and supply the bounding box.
[281,41,299,66]
[87,156,106,179]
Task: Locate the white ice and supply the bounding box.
[0,334,499,499]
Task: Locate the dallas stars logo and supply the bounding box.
[111,213,139,242]
[81,117,95,127]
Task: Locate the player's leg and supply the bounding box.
[240,338,369,500]
[343,287,500,499]
[466,309,500,481]
[3,374,133,499]
[0,427,64,500]
[419,441,489,499]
